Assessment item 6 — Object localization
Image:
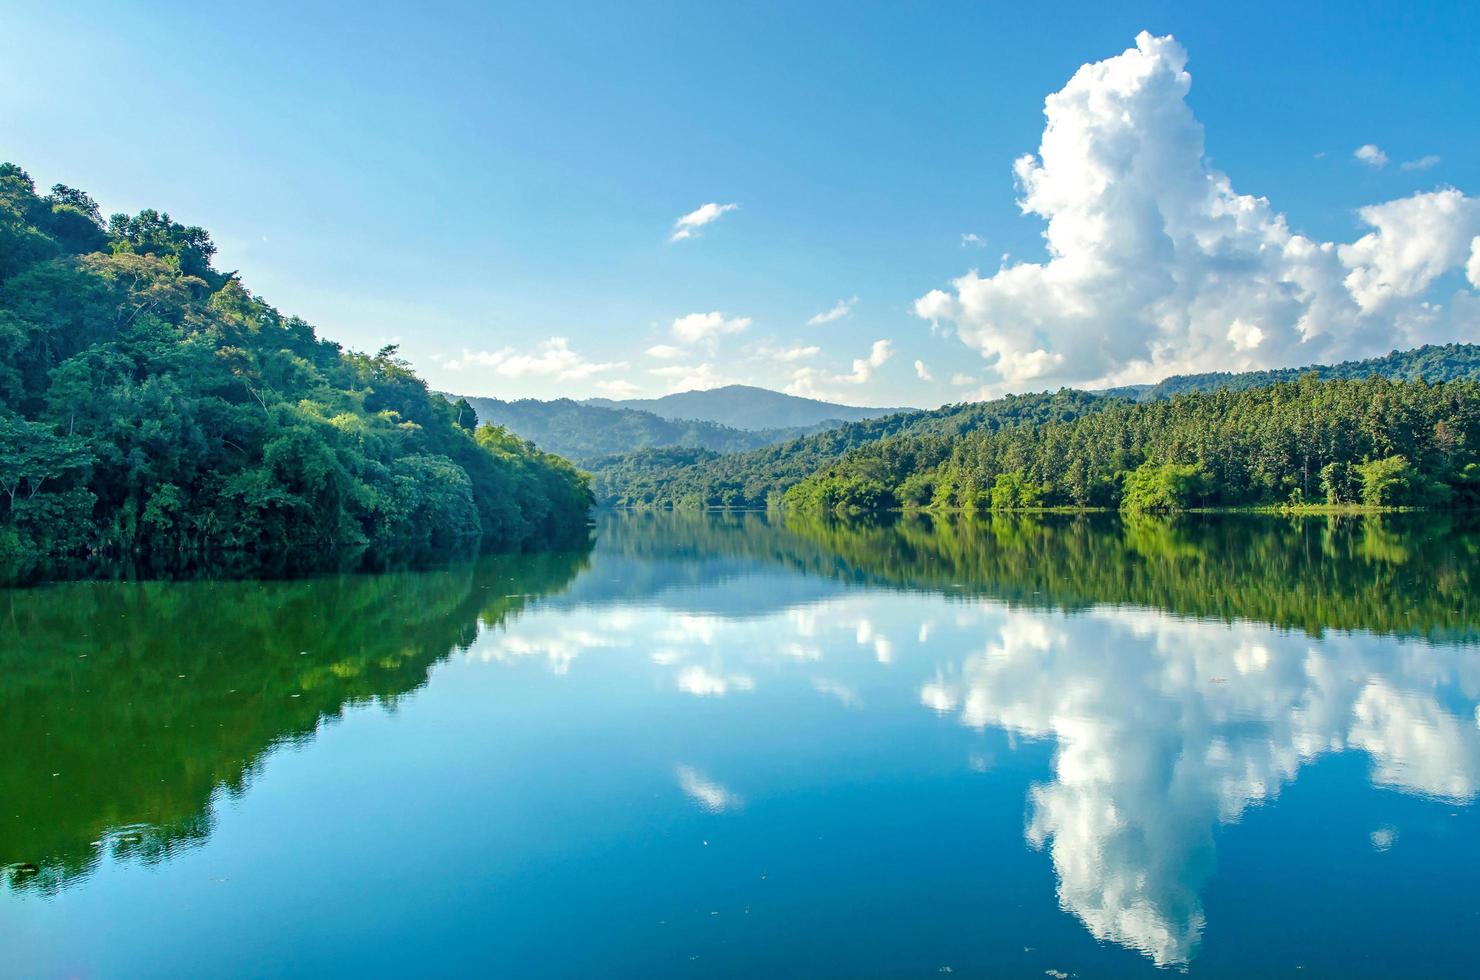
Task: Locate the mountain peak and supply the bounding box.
[581,386,915,431]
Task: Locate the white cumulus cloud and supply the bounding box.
[670,202,738,242]
[650,362,729,392]
[785,339,894,399]
[914,32,1480,390]
[914,359,934,381]
[672,311,752,344]
[1338,189,1480,313]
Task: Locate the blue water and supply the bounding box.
[5,512,1480,977]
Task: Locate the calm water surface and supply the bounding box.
[4,512,1480,977]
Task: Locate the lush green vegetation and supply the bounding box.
[456,395,823,466]
[1105,342,1480,401]
[785,376,1480,514]
[0,162,591,579]
[1,546,590,893]
[594,389,1103,508]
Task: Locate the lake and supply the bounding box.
[4,511,1480,977]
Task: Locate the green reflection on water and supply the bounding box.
[1,547,592,893]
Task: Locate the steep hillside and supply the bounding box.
[0,161,591,577]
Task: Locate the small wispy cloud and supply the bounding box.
[914,359,933,381]
[1401,154,1441,172]
[670,202,739,242]
[960,232,986,248]
[446,337,626,379]
[1355,143,1389,168]
[646,344,685,359]
[758,343,821,362]
[595,379,642,397]
[806,296,858,326]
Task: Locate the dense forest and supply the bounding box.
[0,162,591,579]
[593,390,1107,508]
[457,395,824,466]
[785,376,1480,514]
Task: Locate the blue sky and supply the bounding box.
[3,1,1478,407]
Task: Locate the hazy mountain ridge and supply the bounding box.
[582,384,915,430]
[457,395,832,466]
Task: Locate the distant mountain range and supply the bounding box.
[456,396,836,467]
[451,386,916,467]
[582,384,914,431]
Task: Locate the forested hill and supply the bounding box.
[593,390,1103,508]
[1102,343,1480,401]
[583,384,914,430]
[786,375,1480,514]
[455,395,826,465]
[592,344,1480,512]
[0,161,591,579]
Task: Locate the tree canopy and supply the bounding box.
[784,375,1480,514]
[0,161,591,580]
